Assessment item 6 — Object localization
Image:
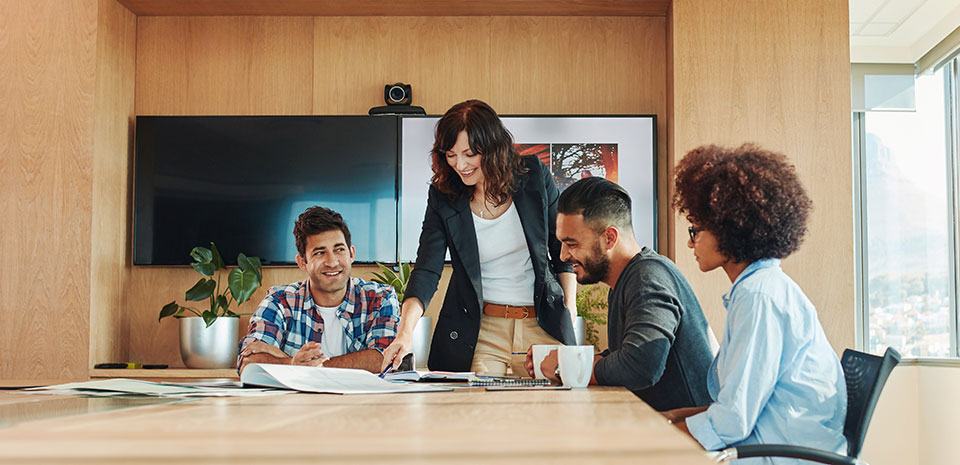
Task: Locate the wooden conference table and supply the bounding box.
[0,383,713,464]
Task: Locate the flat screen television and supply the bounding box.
[134,116,399,266]
[399,115,657,262]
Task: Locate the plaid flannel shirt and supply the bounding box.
[237,277,399,370]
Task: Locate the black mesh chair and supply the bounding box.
[715,347,901,465]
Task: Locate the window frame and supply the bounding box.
[854,59,960,359]
[946,58,960,358]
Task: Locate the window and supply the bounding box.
[855,64,957,358]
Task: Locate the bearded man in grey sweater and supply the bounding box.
[525,177,714,411]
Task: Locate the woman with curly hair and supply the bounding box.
[380,100,578,374]
[664,144,847,463]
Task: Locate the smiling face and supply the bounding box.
[296,229,355,306]
[556,212,611,285]
[445,130,484,187]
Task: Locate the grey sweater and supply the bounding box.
[593,248,714,411]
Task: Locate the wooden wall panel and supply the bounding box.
[0,0,99,379]
[313,17,664,115]
[117,0,671,17]
[89,0,136,368]
[135,16,314,115]
[669,0,854,350]
[127,15,664,365]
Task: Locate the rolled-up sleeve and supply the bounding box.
[687,292,783,450]
[236,291,287,369]
[365,288,401,352]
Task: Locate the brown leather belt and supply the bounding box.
[482,303,536,319]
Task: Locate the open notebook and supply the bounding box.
[240,364,452,395]
[383,370,477,382]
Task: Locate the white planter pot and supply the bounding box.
[574,316,585,345]
[179,316,239,369]
[412,316,432,369]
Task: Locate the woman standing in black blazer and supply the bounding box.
[381,100,578,374]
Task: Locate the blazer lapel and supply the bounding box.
[445,195,484,307]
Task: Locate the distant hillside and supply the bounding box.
[864,132,948,277]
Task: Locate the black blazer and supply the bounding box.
[404,156,576,371]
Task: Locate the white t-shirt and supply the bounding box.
[315,305,347,358]
[473,202,535,305]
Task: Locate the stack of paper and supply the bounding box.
[26,379,284,398]
[240,364,453,394]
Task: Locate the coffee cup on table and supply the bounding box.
[557,345,594,388]
[531,344,560,379]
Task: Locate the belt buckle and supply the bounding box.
[505,305,529,319]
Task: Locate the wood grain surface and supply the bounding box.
[89,0,137,372]
[117,0,672,17]
[0,0,99,379]
[0,387,712,464]
[669,0,853,350]
[135,16,314,115]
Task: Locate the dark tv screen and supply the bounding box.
[134,116,399,266]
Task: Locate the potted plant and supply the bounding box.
[371,262,430,367]
[159,242,263,369]
[576,284,609,348]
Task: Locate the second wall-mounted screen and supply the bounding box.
[399,115,657,263]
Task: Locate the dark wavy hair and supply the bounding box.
[672,144,812,263]
[430,100,526,205]
[293,206,351,257]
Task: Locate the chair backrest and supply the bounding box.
[841,347,901,458]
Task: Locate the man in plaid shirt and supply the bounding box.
[238,206,400,374]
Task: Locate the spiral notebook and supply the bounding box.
[469,378,552,387]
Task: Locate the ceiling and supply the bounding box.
[851,0,960,63]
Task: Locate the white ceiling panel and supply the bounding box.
[851,0,887,22]
[859,22,898,36]
[851,0,960,62]
[873,0,925,23]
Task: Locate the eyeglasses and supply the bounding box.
[688,226,700,242]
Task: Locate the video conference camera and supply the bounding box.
[369,82,425,115]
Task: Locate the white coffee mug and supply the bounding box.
[531,344,560,379]
[557,345,594,388]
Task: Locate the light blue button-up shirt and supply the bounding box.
[686,259,847,465]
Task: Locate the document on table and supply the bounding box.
[25,379,286,397]
[383,370,476,382]
[240,363,453,394]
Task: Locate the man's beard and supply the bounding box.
[572,242,610,285]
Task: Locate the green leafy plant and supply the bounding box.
[370,262,411,300]
[576,284,609,348]
[159,242,263,328]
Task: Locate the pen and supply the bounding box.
[94,363,142,369]
[379,364,393,379]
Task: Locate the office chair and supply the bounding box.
[715,347,901,465]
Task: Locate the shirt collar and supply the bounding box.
[721,258,781,308]
[301,278,356,315]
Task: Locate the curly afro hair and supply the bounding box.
[672,144,812,263]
